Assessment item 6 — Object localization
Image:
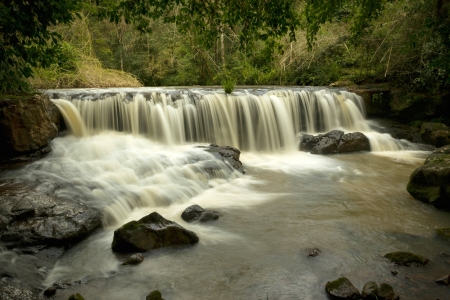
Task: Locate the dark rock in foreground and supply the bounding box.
[407,145,450,209]
[181,205,219,223]
[122,253,144,265]
[0,180,101,248]
[384,251,429,267]
[146,290,164,300]
[112,212,199,253]
[300,130,370,154]
[325,277,360,299]
[0,94,61,163]
[420,122,450,148]
[201,144,244,174]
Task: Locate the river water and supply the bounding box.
[2,87,450,299]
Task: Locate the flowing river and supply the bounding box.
[1,87,450,299]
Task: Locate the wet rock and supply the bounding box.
[407,145,450,209]
[435,275,450,286]
[43,287,56,297]
[369,118,421,142]
[181,205,219,223]
[377,283,399,300]
[0,94,60,163]
[307,248,321,257]
[348,85,391,117]
[112,212,199,253]
[0,180,101,248]
[361,281,378,299]
[338,132,371,153]
[300,130,370,154]
[202,144,244,174]
[436,228,450,241]
[384,251,429,267]
[122,253,144,265]
[146,290,164,300]
[325,277,361,299]
[391,270,398,276]
[420,122,450,147]
[68,293,85,300]
[0,283,43,300]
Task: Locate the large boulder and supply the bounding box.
[0,94,61,163]
[300,130,370,154]
[420,122,450,147]
[181,205,219,223]
[325,277,361,299]
[407,145,450,209]
[0,180,101,248]
[111,212,199,253]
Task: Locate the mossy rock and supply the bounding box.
[325,277,361,299]
[384,251,429,267]
[436,228,450,241]
[146,290,164,300]
[68,293,85,300]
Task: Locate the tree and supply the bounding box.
[0,0,83,93]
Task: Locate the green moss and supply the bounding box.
[384,251,428,266]
[325,277,349,290]
[436,228,450,240]
[407,181,440,204]
[146,290,163,300]
[68,293,85,300]
[378,283,394,296]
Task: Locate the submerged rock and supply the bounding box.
[146,290,164,300]
[435,275,450,286]
[325,277,361,299]
[407,145,450,209]
[122,253,144,265]
[0,94,61,163]
[111,212,199,253]
[307,248,321,257]
[181,205,219,223]
[0,180,101,248]
[201,144,244,174]
[384,251,429,267]
[436,228,450,241]
[0,283,43,300]
[420,122,450,147]
[300,130,370,154]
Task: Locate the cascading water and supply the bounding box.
[48,87,410,152]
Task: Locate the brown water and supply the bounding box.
[22,145,448,300]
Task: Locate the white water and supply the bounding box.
[49,87,411,152]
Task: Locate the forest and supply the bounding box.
[1,0,449,96]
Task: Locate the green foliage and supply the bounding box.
[0,0,83,93]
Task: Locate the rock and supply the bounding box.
[369,118,422,142]
[68,293,85,300]
[420,122,450,147]
[202,144,244,174]
[391,270,398,276]
[361,281,378,299]
[348,85,391,117]
[325,277,361,300]
[300,130,370,154]
[407,145,450,209]
[122,253,144,265]
[0,94,60,162]
[307,248,321,257]
[146,290,164,300]
[0,283,43,300]
[0,180,101,248]
[43,287,56,297]
[181,205,219,223]
[111,212,199,253]
[384,251,429,267]
[435,275,450,286]
[436,228,450,240]
[377,283,399,300]
[338,132,371,153]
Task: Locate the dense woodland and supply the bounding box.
[1,0,449,96]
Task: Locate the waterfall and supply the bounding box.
[49,88,408,152]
